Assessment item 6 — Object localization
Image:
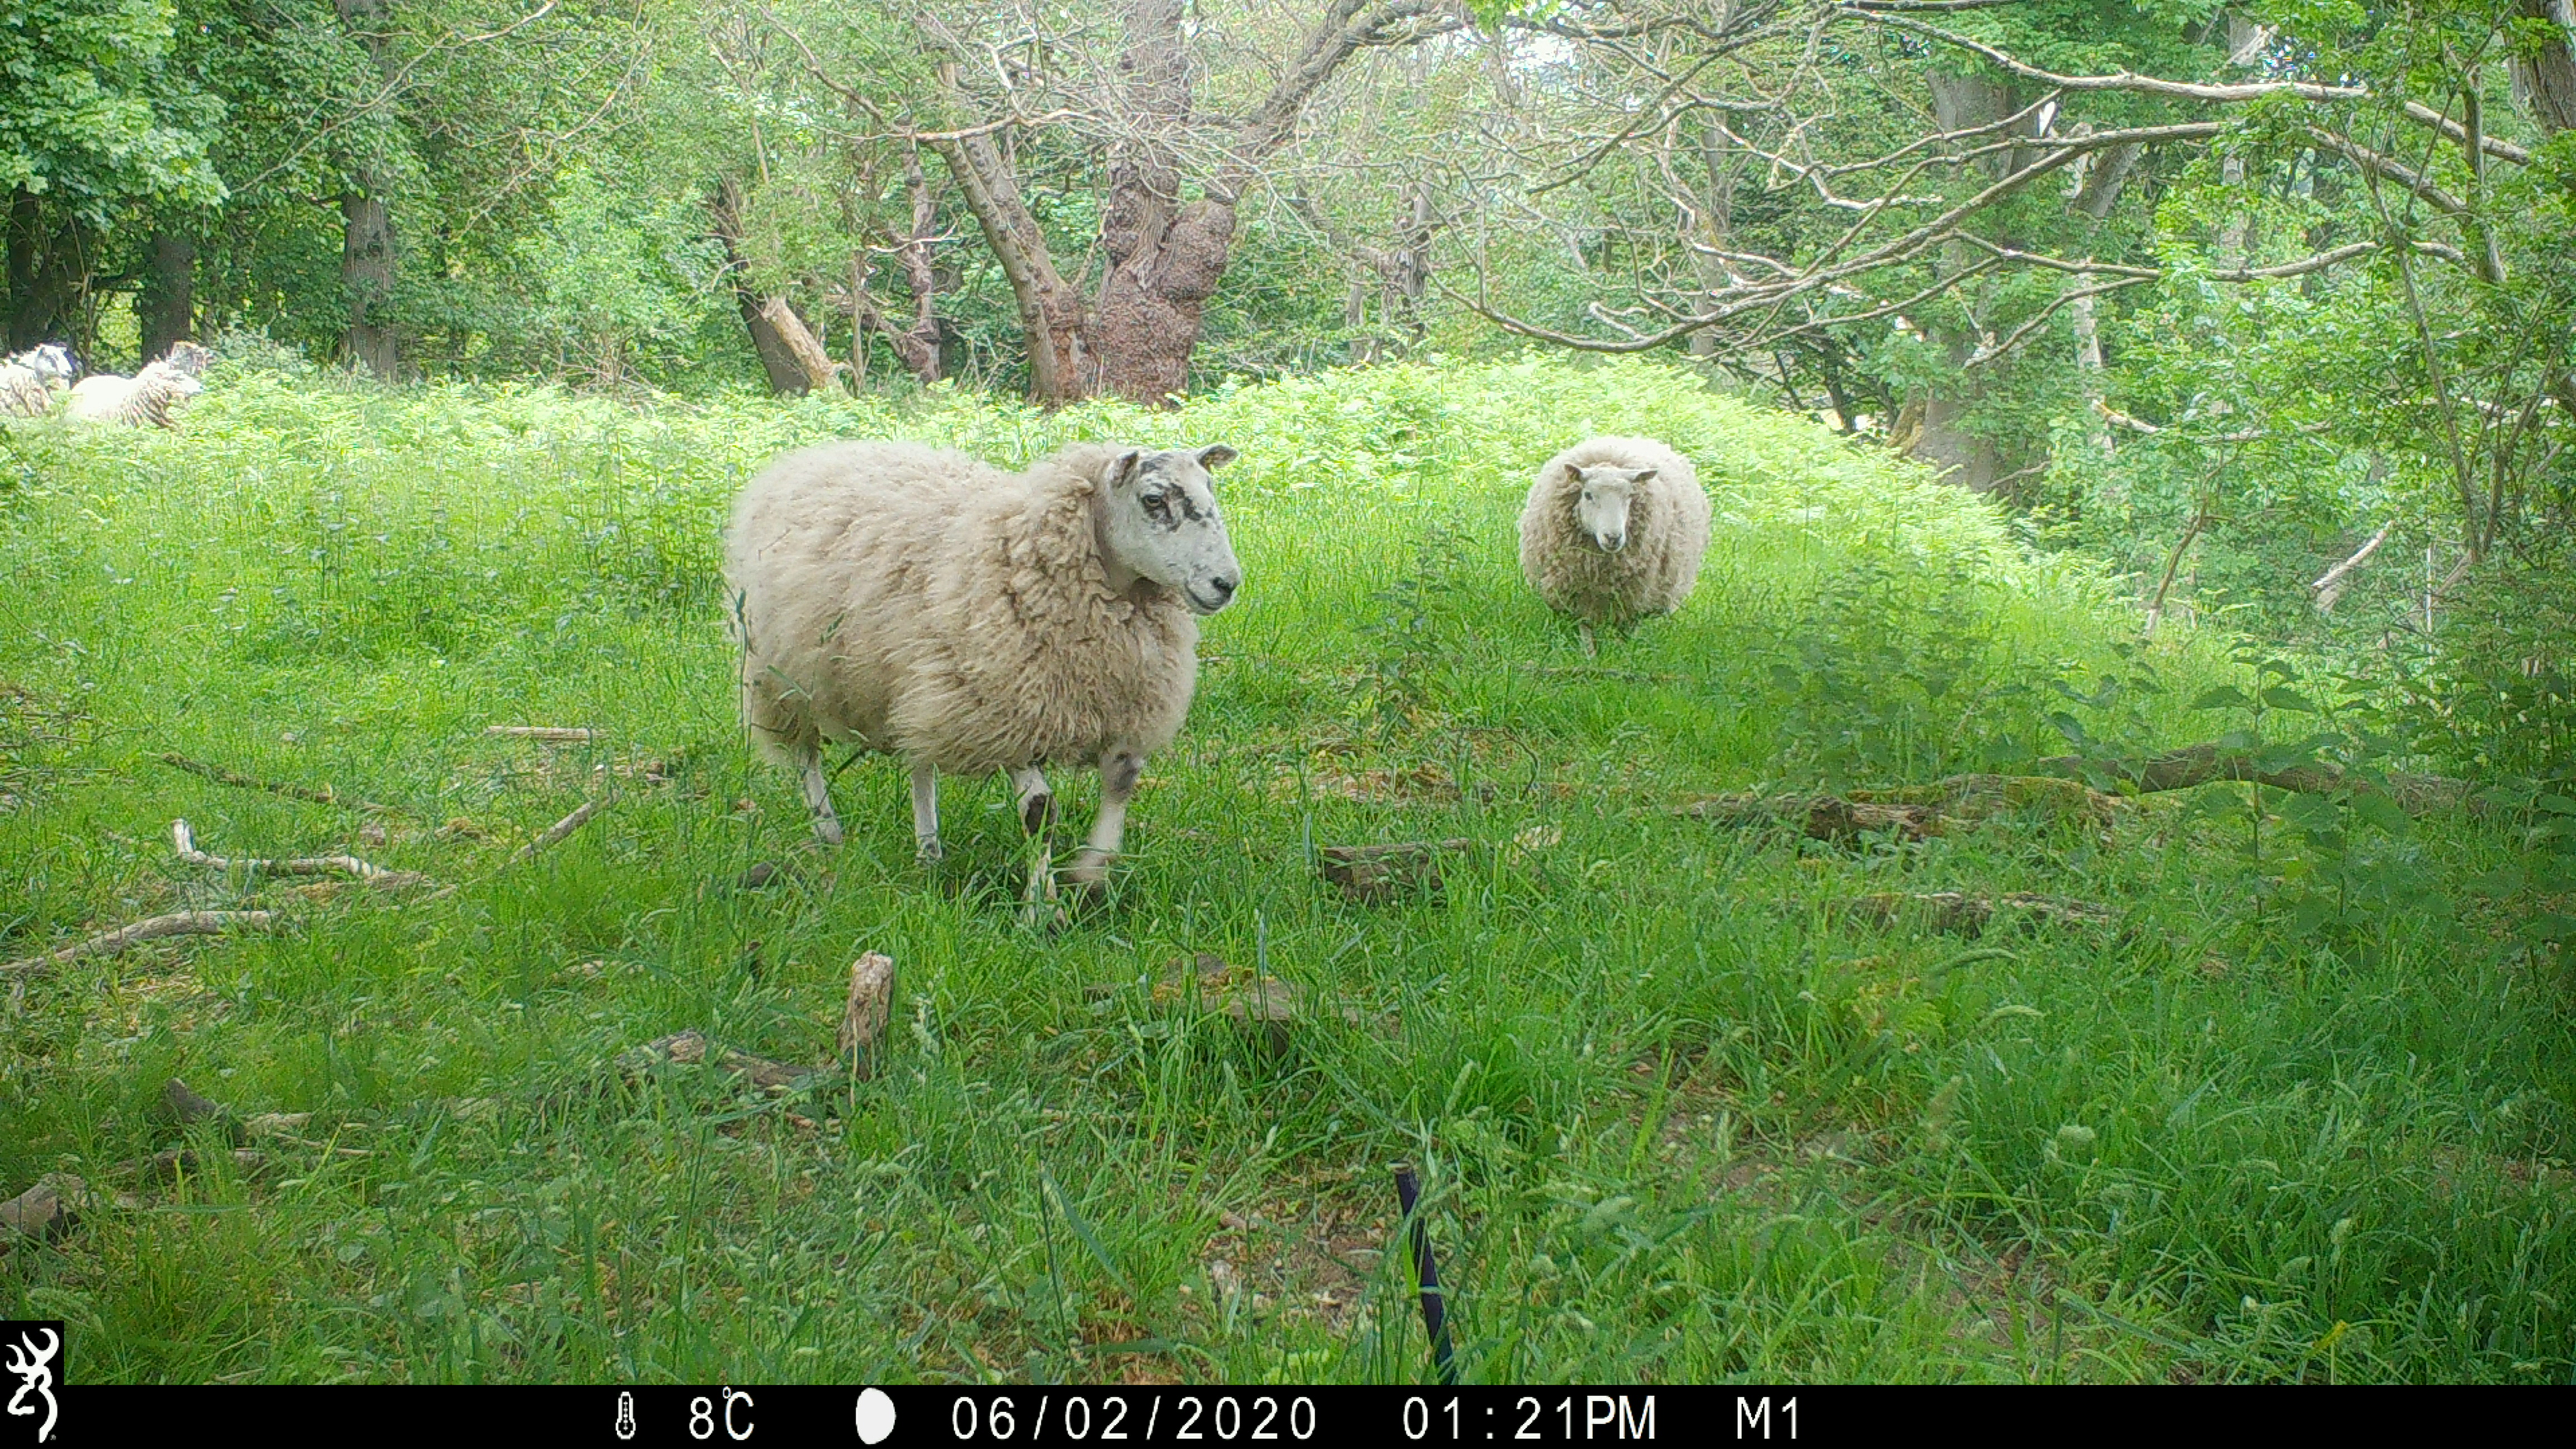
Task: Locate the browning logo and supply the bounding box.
[1,1323,59,1446]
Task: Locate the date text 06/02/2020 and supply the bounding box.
[933,1391,1664,1443]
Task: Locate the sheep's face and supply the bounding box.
[20,345,74,383]
[1102,446,1244,614]
[164,341,215,377]
[1571,463,1657,553]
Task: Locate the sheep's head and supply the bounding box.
[1100,446,1244,614]
[17,344,74,383]
[163,340,215,377]
[1570,462,1657,553]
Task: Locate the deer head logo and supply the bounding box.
[3,1328,58,1445]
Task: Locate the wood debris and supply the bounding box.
[1677,774,2116,843]
[1091,953,1394,1049]
[486,726,595,742]
[1834,891,2114,936]
[155,751,344,807]
[1320,839,1475,902]
[172,819,429,888]
[614,1029,823,1094]
[3,910,281,978]
[0,1174,87,1246]
[840,953,894,1077]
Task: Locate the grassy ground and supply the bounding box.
[3,355,2570,1384]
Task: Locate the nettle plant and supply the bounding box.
[2179,645,2447,944]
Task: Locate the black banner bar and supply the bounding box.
[38,1381,2513,1447]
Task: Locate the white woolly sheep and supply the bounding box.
[724,439,1244,892]
[0,344,75,418]
[64,353,206,429]
[1518,435,1711,650]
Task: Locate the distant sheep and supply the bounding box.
[0,344,75,418]
[64,345,210,429]
[1518,435,1711,648]
[724,439,1244,892]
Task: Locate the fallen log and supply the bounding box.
[1677,774,2118,844]
[486,726,595,742]
[2031,743,2474,813]
[1320,839,1476,902]
[2,910,281,978]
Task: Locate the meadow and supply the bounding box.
[2,354,2570,1384]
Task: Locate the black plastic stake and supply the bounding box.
[1393,1164,1459,1385]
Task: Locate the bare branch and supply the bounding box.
[1845,9,2370,101]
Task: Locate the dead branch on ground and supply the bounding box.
[3,910,281,978]
[172,819,429,888]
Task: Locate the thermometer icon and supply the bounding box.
[615,1390,637,1441]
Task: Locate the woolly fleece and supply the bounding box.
[726,440,1199,777]
[1518,434,1712,625]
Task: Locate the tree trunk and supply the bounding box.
[4,188,83,353]
[2511,0,2576,135]
[2065,135,2138,454]
[760,294,842,392]
[1688,121,1737,359]
[861,144,945,386]
[139,231,196,363]
[925,121,1087,405]
[1092,0,1232,405]
[335,0,399,378]
[709,176,810,395]
[1912,70,2024,492]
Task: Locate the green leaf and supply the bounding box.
[2193,686,2255,711]
[2261,686,2316,713]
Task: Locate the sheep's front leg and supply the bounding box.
[910,762,943,861]
[1008,765,1061,922]
[798,742,845,846]
[1009,766,1055,835]
[1065,749,1144,890]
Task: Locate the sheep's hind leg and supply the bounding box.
[1578,621,1599,657]
[1065,750,1144,891]
[910,763,943,862]
[798,743,845,846]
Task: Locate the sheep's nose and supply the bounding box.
[1208,574,1238,602]
[1602,533,1626,552]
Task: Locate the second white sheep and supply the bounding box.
[1518,434,1711,649]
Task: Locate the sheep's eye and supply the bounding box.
[1144,491,1172,518]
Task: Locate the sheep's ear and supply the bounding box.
[1566,465,1592,486]
[1196,444,1238,472]
[1109,451,1144,488]
[1630,468,1658,485]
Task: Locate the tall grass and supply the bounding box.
[2,354,2569,1383]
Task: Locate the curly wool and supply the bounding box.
[725,441,1199,777]
[64,358,203,429]
[1517,435,1711,625]
[0,366,46,419]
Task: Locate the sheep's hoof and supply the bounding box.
[1020,791,1056,836]
[915,836,944,864]
[1063,851,1112,892]
[812,817,845,847]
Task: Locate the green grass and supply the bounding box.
[3,354,2571,1384]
